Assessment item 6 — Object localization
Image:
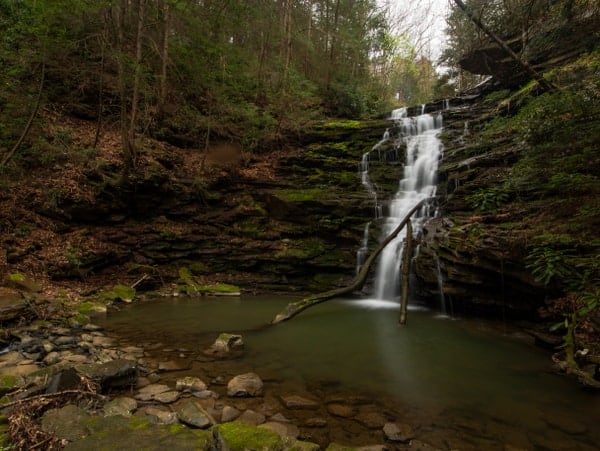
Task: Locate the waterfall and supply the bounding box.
[372,108,444,300]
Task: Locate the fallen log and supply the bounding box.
[271,198,428,324]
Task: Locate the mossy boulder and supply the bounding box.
[215,421,283,451]
[64,415,215,450]
[100,285,136,303]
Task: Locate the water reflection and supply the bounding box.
[96,295,599,449]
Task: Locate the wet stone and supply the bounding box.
[135,384,171,401]
[153,390,180,404]
[227,372,263,397]
[281,395,320,410]
[383,422,414,443]
[221,406,241,422]
[43,352,61,365]
[238,409,266,426]
[259,421,300,439]
[176,376,207,392]
[177,400,215,429]
[104,397,138,417]
[82,323,103,331]
[305,418,328,428]
[355,411,387,429]
[54,336,77,346]
[326,403,356,418]
[158,360,189,372]
[92,336,116,348]
[143,406,178,424]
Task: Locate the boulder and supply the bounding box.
[41,404,90,441]
[204,333,244,359]
[176,400,215,429]
[227,373,263,397]
[75,359,137,391]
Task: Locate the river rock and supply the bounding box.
[238,409,266,426]
[75,359,138,390]
[154,390,180,404]
[104,397,138,417]
[355,411,387,429]
[135,384,171,401]
[46,368,81,393]
[176,400,215,429]
[270,413,291,423]
[0,363,40,377]
[281,394,320,410]
[143,406,178,424]
[221,406,241,422]
[259,421,300,438]
[92,336,116,348]
[227,372,263,397]
[43,351,61,365]
[41,404,90,441]
[158,359,189,372]
[176,376,207,392]
[305,417,328,427]
[326,403,356,418]
[383,422,414,443]
[54,336,77,346]
[193,389,218,400]
[204,333,244,358]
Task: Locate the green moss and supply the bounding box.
[77,301,107,314]
[8,273,25,282]
[276,188,326,202]
[196,283,241,294]
[0,375,18,395]
[216,422,283,451]
[100,285,136,302]
[188,262,209,275]
[128,416,151,431]
[322,119,362,129]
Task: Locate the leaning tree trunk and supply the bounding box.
[271,199,427,324]
[451,0,556,92]
[1,62,45,166]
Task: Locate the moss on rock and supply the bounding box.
[216,421,283,451]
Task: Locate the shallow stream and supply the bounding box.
[95,295,599,449]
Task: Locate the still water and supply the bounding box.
[95,295,599,449]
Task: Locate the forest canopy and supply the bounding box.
[0,0,445,158]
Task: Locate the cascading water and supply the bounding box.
[371,107,443,300]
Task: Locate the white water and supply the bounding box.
[373,108,443,300]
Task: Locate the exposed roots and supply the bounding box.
[4,376,103,451]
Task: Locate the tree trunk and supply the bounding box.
[158,1,170,112]
[451,0,555,92]
[116,0,135,172]
[399,220,413,325]
[129,0,145,163]
[272,199,428,324]
[1,62,45,166]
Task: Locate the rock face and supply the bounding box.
[412,101,548,318]
[1,119,387,295]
